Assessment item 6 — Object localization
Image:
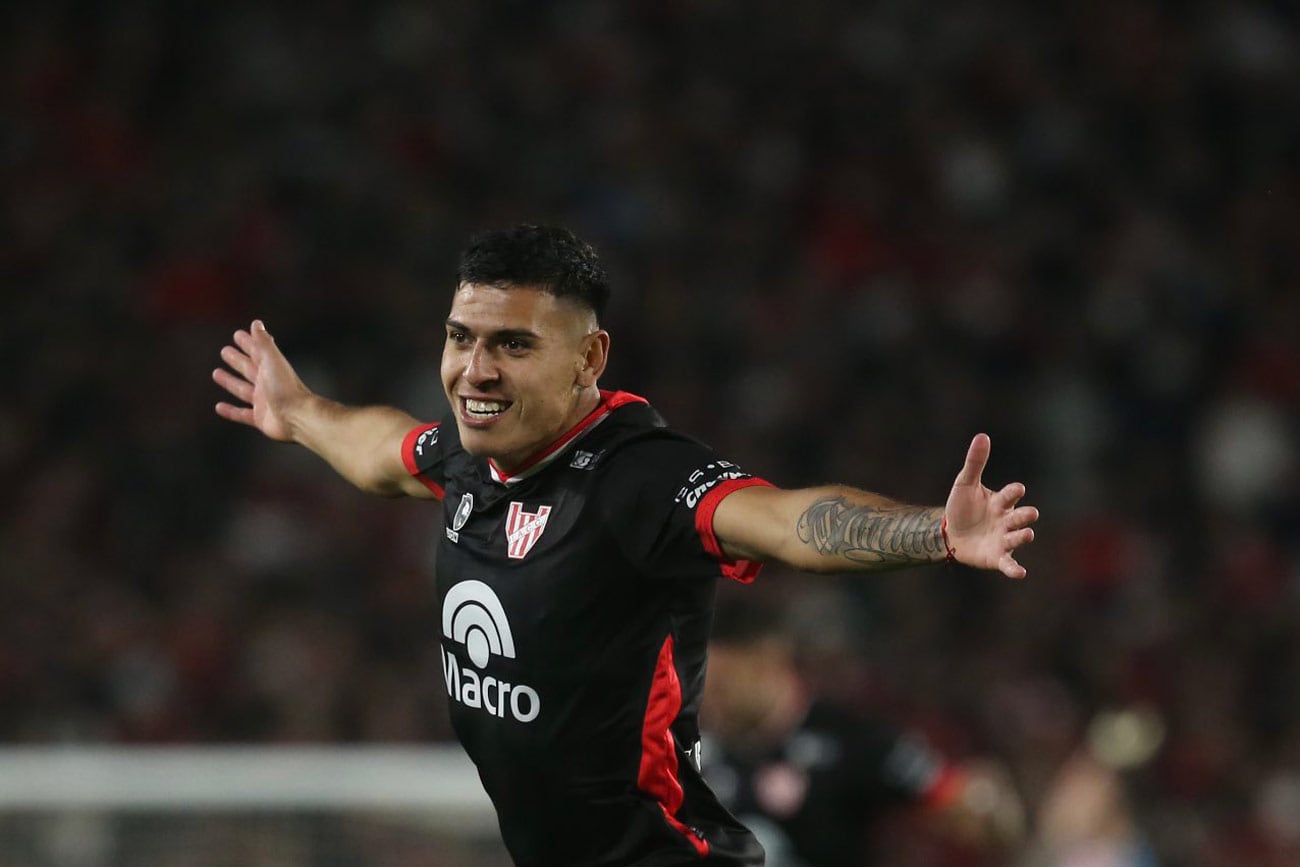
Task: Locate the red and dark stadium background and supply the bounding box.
[2,2,1298,864]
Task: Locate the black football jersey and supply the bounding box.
[700,701,958,867]
[402,391,770,867]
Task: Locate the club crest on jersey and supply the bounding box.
[505,501,551,559]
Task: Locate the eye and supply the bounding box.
[502,338,530,353]
[447,330,469,346]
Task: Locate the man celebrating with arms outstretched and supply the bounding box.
[213,224,1038,867]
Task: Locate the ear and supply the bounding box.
[576,330,610,387]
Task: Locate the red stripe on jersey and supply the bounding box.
[400,422,445,500]
[658,806,709,858]
[694,477,774,584]
[600,389,651,411]
[487,390,649,483]
[638,636,709,858]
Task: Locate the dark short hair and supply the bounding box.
[456,224,611,320]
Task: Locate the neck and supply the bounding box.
[570,385,603,424]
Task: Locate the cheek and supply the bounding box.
[527,364,578,406]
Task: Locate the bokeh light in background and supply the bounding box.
[2,1,1298,864]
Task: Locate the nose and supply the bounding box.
[463,339,498,387]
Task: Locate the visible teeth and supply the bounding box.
[466,399,507,414]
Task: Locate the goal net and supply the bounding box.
[0,746,510,867]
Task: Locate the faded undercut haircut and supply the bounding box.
[457,224,611,321]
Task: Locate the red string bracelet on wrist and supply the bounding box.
[940,515,957,563]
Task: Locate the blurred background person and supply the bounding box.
[702,591,1025,866]
[1023,749,1159,867]
[1016,704,1169,867]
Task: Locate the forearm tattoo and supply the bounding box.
[796,498,945,566]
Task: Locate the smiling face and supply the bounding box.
[441,282,610,473]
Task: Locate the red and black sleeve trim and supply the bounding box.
[400,422,445,500]
[694,477,774,584]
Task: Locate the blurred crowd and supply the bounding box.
[3,1,1299,865]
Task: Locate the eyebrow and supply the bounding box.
[445,319,541,342]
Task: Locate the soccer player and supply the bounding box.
[702,596,1025,866]
[212,224,1039,867]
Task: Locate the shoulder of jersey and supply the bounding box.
[434,412,465,450]
[429,401,701,475]
[421,413,476,480]
[566,401,703,474]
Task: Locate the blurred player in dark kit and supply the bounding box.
[213,224,1039,866]
[702,596,1025,866]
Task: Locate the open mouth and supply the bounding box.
[463,398,512,419]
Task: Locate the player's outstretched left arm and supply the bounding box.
[711,434,1038,579]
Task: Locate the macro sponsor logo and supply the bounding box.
[441,580,540,723]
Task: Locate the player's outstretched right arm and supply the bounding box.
[213,320,436,499]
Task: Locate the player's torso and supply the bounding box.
[434,449,737,864]
[415,399,762,866]
[436,452,680,765]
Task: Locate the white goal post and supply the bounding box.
[0,746,508,867]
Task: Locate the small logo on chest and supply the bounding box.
[569,449,603,469]
[446,493,473,543]
[505,501,552,559]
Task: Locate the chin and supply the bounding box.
[456,427,494,456]
[457,426,515,463]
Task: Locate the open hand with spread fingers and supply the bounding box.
[943,434,1039,579]
[212,320,311,443]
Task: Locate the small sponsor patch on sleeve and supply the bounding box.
[672,461,753,511]
[401,422,445,499]
[417,427,438,450]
